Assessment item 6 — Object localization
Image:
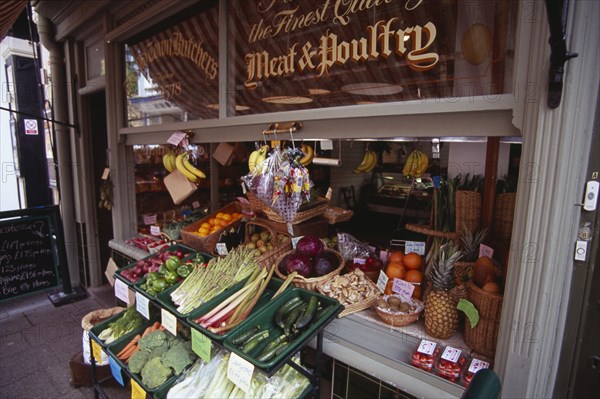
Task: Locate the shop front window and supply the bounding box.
[124,3,219,127]
[227,0,517,116]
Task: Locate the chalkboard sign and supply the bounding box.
[0,215,60,301]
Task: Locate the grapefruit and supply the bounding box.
[385,261,406,280]
[389,251,404,263]
[403,253,423,270]
[405,270,423,283]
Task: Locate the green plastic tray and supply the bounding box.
[88,308,149,349]
[223,287,342,370]
[113,244,198,287]
[186,278,285,342]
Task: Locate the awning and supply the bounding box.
[0,0,27,41]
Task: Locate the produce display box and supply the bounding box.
[132,251,213,301]
[180,202,243,253]
[264,215,329,238]
[186,278,285,342]
[88,308,149,349]
[106,329,182,399]
[224,287,342,371]
[113,244,197,287]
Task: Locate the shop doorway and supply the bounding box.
[89,91,113,274]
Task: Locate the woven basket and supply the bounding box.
[244,219,291,270]
[455,190,482,233]
[405,224,460,240]
[318,276,381,318]
[374,296,424,327]
[264,197,329,225]
[180,202,243,253]
[274,248,344,291]
[493,192,516,241]
[464,282,503,357]
[324,206,354,224]
[246,191,267,214]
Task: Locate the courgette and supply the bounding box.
[256,334,287,362]
[230,325,260,345]
[275,297,304,328]
[241,329,270,353]
[294,296,319,330]
[283,304,306,336]
[257,339,289,362]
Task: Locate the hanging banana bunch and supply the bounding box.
[402,150,429,178]
[98,179,113,211]
[162,148,177,173]
[175,152,207,183]
[248,145,269,173]
[299,144,314,166]
[354,149,377,173]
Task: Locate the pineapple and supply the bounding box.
[460,224,488,262]
[424,243,462,339]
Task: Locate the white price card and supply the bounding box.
[479,244,494,259]
[161,308,178,336]
[150,225,161,236]
[192,201,200,209]
[135,292,150,319]
[143,214,157,225]
[441,346,462,363]
[114,279,130,304]
[468,358,490,374]
[391,278,415,299]
[291,236,304,249]
[417,340,437,355]
[227,352,254,393]
[353,258,366,265]
[101,168,110,180]
[405,241,426,255]
[216,243,229,256]
[321,140,334,150]
[167,131,187,146]
[376,270,389,293]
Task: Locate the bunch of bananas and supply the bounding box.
[299,144,314,166]
[248,145,269,173]
[402,150,429,178]
[163,150,206,183]
[354,150,377,173]
[98,180,113,211]
[162,151,178,173]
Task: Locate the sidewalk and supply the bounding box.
[0,285,128,399]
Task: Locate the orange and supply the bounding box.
[219,219,230,228]
[201,222,211,230]
[216,212,224,219]
[389,251,404,263]
[221,213,232,221]
[385,261,406,280]
[404,269,423,283]
[412,285,422,300]
[482,281,501,294]
[208,217,217,226]
[403,252,423,270]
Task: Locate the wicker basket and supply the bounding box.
[493,192,516,242]
[464,282,503,357]
[405,224,460,240]
[455,190,482,233]
[264,197,329,225]
[318,275,382,318]
[244,219,291,270]
[246,191,267,214]
[374,296,424,327]
[324,206,354,224]
[180,202,243,253]
[274,248,344,291]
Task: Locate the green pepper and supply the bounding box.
[176,265,191,278]
[152,278,167,291]
[193,253,205,263]
[146,288,157,296]
[164,270,179,285]
[145,272,159,282]
[158,264,167,275]
[165,256,181,272]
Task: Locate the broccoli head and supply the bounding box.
[138,330,167,351]
[141,357,172,389]
[161,342,193,374]
[128,350,150,374]
[148,340,171,358]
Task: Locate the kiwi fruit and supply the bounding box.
[387,296,403,307]
[376,298,390,309]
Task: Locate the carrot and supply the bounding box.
[117,335,141,357]
[117,345,136,360]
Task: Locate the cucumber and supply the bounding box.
[275,297,304,328]
[257,339,289,362]
[283,304,306,336]
[256,334,286,361]
[294,296,319,330]
[230,325,260,345]
[241,329,270,353]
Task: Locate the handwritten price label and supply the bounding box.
[114,279,130,304]
[376,270,389,293]
[417,340,437,355]
[143,214,157,225]
[216,243,229,256]
[109,357,125,386]
[441,346,462,363]
[191,329,212,363]
[468,358,490,374]
[167,131,187,146]
[353,258,366,265]
[101,168,110,180]
[227,352,254,393]
[161,309,177,336]
[192,201,200,209]
[479,244,494,259]
[150,226,161,236]
[405,241,426,255]
[391,278,415,300]
[135,292,150,319]
[91,340,103,365]
[131,378,146,399]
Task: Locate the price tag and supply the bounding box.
[405,241,426,255]
[150,226,161,236]
[114,279,130,304]
[468,358,490,374]
[167,131,187,146]
[216,243,229,256]
[143,214,157,225]
[101,168,110,180]
[417,340,437,355]
[131,378,147,399]
[291,236,304,249]
[227,352,254,393]
[161,308,177,336]
[353,258,366,265]
[457,299,480,328]
[109,356,125,386]
[379,250,388,263]
[91,339,103,365]
[192,201,200,209]
[135,292,150,319]
[479,244,494,258]
[391,278,415,299]
[376,270,389,293]
[321,140,334,150]
[191,329,212,363]
[441,346,462,363]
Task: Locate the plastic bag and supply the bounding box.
[336,232,374,262]
[81,307,124,365]
[167,349,225,399]
[242,147,281,206]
